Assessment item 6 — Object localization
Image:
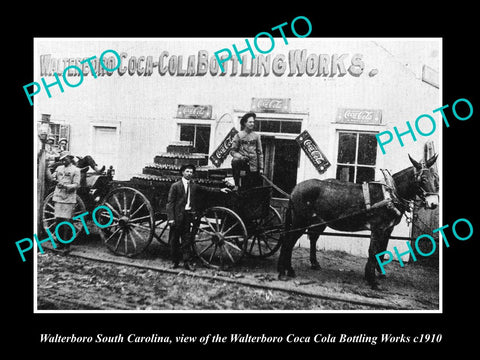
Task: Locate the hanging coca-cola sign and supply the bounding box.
[209,127,239,167]
[295,130,331,174]
[336,108,382,125]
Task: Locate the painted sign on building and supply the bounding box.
[251,98,291,113]
[176,105,212,119]
[336,108,382,125]
[39,51,372,78]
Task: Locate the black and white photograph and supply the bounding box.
[32,37,442,312]
[6,8,478,353]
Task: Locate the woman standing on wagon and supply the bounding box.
[230,112,264,190]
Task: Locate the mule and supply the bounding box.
[277,154,439,289]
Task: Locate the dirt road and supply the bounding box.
[36,235,439,311]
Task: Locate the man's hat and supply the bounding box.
[47,135,55,143]
[59,151,74,160]
[59,137,68,144]
[179,164,196,174]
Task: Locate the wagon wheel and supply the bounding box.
[245,205,283,258]
[97,187,154,257]
[193,206,247,269]
[41,192,86,240]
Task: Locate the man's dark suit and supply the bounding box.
[166,179,220,265]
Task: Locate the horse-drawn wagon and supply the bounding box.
[41,142,439,289]
[41,141,284,268]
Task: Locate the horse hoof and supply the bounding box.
[278,274,288,281]
[286,269,296,278]
[310,263,321,270]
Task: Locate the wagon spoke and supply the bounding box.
[130,202,146,218]
[224,239,242,252]
[123,191,127,215]
[129,214,152,223]
[198,241,214,256]
[256,237,263,256]
[46,202,54,210]
[45,221,56,232]
[104,202,122,219]
[128,192,137,214]
[204,217,218,234]
[129,225,145,243]
[214,212,220,231]
[248,236,257,253]
[223,235,243,240]
[105,227,122,243]
[124,230,128,254]
[112,194,124,215]
[98,212,119,223]
[113,230,124,252]
[102,222,119,230]
[197,227,216,237]
[260,236,274,251]
[220,215,228,233]
[129,222,151,232]
[264,232,280,241]
[127,230,137,253]
[222,221,240,236]
[209,244,218,263]
[223,244,235,264]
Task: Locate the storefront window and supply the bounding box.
[336,131,377,183]
[179,124,210,154]
[254,119,301,134]
[38,122,70,149]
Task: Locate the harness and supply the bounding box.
[362,169,403,217]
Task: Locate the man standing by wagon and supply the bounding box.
[45,151,81,252]
[166,164,230,270]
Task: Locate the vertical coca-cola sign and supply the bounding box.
[209,127,239,167]
[295,130,331,174]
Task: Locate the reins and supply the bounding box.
[261,174,292,198]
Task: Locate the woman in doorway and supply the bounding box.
[230,112,264,189]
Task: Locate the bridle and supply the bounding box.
[413,165,439,205]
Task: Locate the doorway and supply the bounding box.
[262,137,300,198]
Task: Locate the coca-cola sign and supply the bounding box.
[336,108,382,125]
[177,105,212,119]
[251,98,291,113]
[209,127,239,167]
[295,130,331,175]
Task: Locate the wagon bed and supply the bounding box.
[42,141,284,268]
